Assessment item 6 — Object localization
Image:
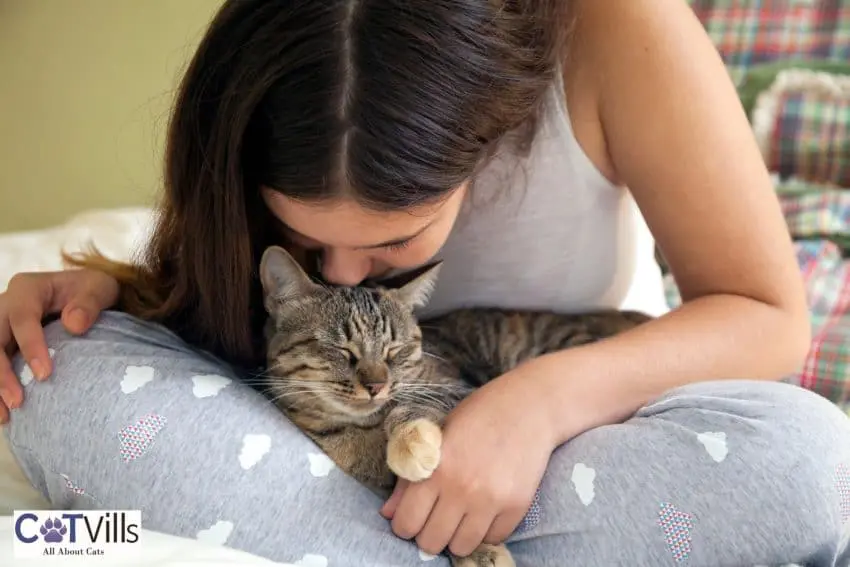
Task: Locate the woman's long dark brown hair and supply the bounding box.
[68,0,569,370]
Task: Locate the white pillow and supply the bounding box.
[0,207,155,291]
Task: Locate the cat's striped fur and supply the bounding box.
[259,246,651,567]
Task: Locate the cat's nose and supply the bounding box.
[357,363,389,397]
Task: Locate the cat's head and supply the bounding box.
[259,245,440,421]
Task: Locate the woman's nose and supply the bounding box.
[320,248,371,286]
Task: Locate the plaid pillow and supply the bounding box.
[689,0,850,86]
[737,59,850,117]
[751,69,850,188]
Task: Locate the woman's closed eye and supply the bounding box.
[384,239,413,253]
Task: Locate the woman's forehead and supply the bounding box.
[261,187,449,249]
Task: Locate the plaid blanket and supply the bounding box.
[664,178,850,405]
[690,0,850,86]
[777,177,850,248]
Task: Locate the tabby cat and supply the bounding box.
[259,245,651,567]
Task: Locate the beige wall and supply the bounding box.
[0,0,222,232]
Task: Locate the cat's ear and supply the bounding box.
[259,246,320,306]
[391,262,442,309]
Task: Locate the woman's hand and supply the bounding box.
[0,269,119,422]
[380,360,559,557]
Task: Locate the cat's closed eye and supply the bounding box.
[338,347,358,366]
[385,343,418,363]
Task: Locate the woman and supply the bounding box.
[1,0,848,565]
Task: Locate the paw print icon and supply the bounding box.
[39,518,68,543]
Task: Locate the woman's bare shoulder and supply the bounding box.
[561,0,723,187]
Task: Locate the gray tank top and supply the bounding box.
[414,76,650,319]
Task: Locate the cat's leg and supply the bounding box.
[385,404,445,482]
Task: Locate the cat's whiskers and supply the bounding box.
[241,376,285,388]
[395,381,464,389]
[395,382,468,397]
[243,372,316,385]
[268,389,330,405]
[392,390,453,412]
[421,351,449,363]
[242,375,337,390]
[396,384,466,408]
[249,359,293,375]
[270,382,340,396]
[270,388,327,399]
[279,378,334,386]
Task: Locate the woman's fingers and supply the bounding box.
[482,508,526,546]
[0,355,22,410]
[0,322,21,420]
[380,479,409,519]
[0,348,18,422]
[6,289,51,382]
[0,269,120,422]
[449,513,495,558]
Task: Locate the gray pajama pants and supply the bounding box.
[5,311,850,566]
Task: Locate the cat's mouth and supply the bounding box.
[328,381,391,416]
[347,398,385,410]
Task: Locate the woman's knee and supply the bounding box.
[641,380,850,531]
[516,381,849,564]
[640,379,850,452]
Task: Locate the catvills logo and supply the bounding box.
[13,510,141,558]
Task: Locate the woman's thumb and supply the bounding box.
[61,303,97,335]
[59,273,119,335]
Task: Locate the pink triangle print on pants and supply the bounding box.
[837,463,850,523]
[60,474,86,496]
[119,414,168,463]
[657,502,695,563]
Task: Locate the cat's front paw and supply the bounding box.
[450,543,515,567]
[387,418,442,482]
